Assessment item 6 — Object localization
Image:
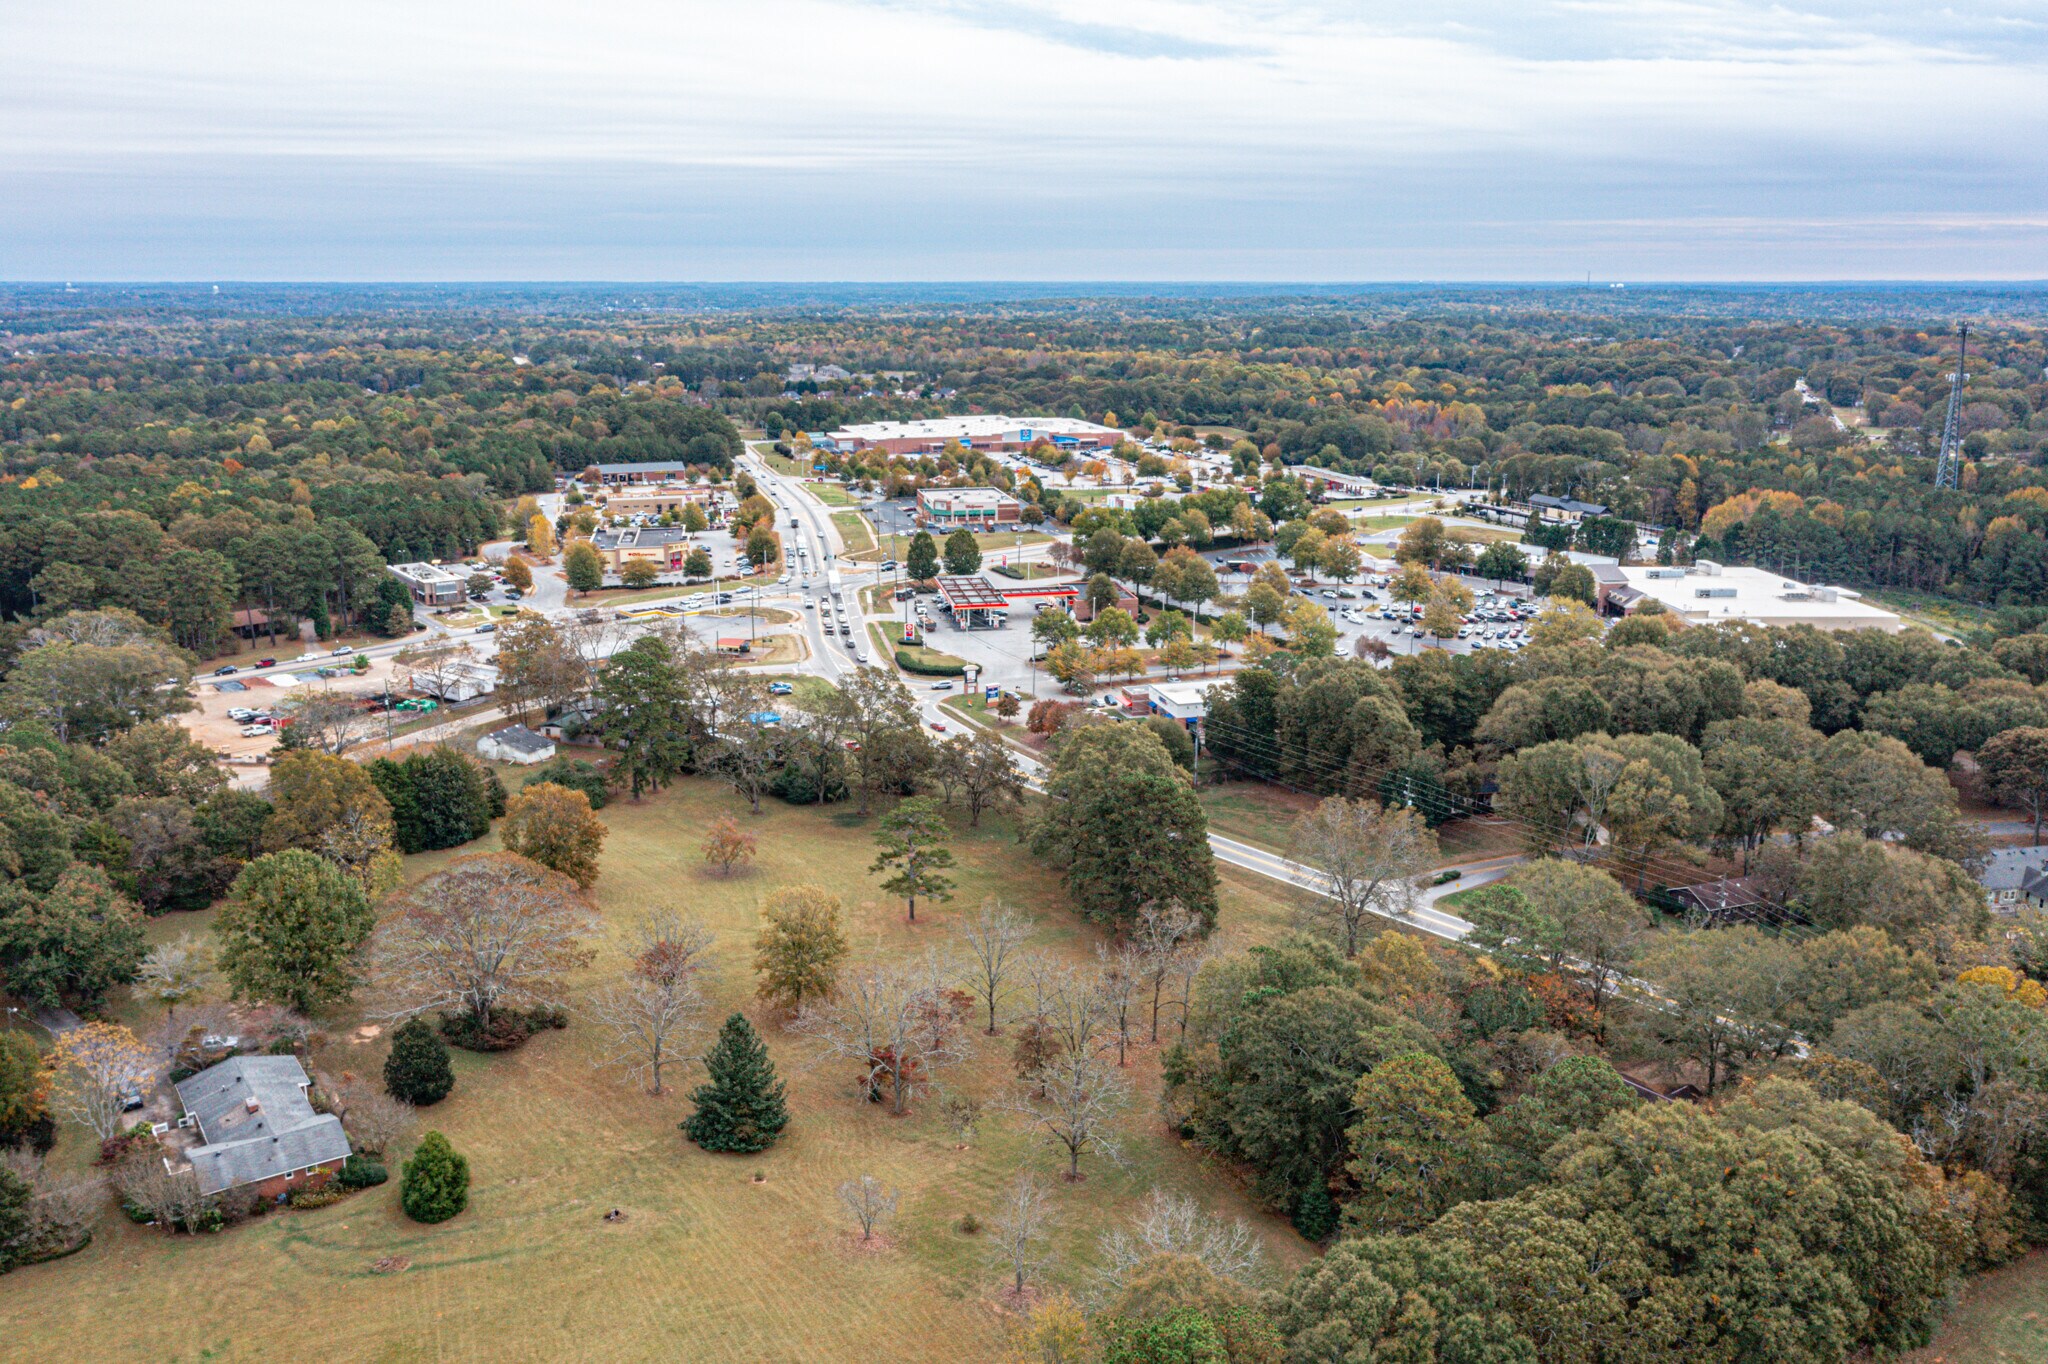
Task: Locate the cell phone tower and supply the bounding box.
[1934,323,1969,490]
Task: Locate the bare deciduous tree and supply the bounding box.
[798,959,973,1116]
[956,900,1032,1035]
[1288,796,1438,956]
[1006,1049,1130,1181]
[1133,903,1202,1044]
[1021,962,1113,1064]
[990,1172,1055,1296]
[587,907,713,1094]
[588,975,706,1095]
[281,690,378,755]
[837,1173,899,1242]
[1095,942,1144,1066]
[136,934,213,1020]
[1,1149,102,1257]
[114,1153,214,1234]
[629,908,715,990]
[371,853,598,1027]
[329,1076,417,1156]
[1097,1187,1268,1289]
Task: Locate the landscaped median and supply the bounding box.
[866,621,966,676]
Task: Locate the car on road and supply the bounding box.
[880,559,898,571]
[255,658,277,669]
[214,665,239,675]
[929,721,947,732]
[804,600,816,610]
[929,681,954,691]
[476,622,496,633]
[330,645,352,655]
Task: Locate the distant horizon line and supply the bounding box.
[8,278,2048,289]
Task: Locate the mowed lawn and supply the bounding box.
[1906,1249,2048,1363]
[3,780,1310,1364]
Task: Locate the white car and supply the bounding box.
[239,724,274,738]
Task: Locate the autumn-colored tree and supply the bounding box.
[373,853,597,1031]
[527,514,557,556]
[702,815,758,877]
[499,781,607,888]
[47,1022,157,1141]
[754,884,848,1012]
[501,556,533,592]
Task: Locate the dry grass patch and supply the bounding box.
[4,780,1309,1364]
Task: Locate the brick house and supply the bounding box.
[167,1056,352,1200]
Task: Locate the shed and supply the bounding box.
[477,724,557,765]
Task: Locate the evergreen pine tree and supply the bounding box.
[1293,1181,1337,1242]
[383,1016,455,1105]
[683,1014,789,1154]
[400,1130,469,1224]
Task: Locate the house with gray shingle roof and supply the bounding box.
[169,1056,351,1197]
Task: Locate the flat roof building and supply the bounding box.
[819,417,1124,456]
[389,562,466,606]
[1592,562,1902,632]
[583,461,710,486]
[916,487,1022,528]
[589,526,694,570]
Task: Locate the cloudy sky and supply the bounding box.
[3,0,2045,280]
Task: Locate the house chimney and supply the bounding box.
[245,1096,261,1113]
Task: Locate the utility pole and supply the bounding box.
[1934,323,1969,490]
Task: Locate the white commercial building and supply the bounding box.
[1592,561,1902,632]
[816,416,1124,455]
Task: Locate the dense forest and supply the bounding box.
[8,284,2042,651]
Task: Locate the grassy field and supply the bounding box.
[1864,587,1995,639]
[832,511,879,558]
[1348,515,1416,533]
[1906,1250,2048,1362]
[867,621,966,674]
[807,482,857,507]
[1198,782,1319,851]
[5,782,1312,1364]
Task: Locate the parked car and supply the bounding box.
[238,724,273,737]
[226,708,256,722]
[768,681,794,695]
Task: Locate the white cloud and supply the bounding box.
[0,0,2043,276]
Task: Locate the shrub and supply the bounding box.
[383,1018,455,1105]
[400,1131,469,1224]
[439,1005,566,1053]
[523,758,609,811]
[288,1187,347,1211]
[338,1155,389,1190]
[894,649,966,677]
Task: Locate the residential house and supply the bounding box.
[167,1056,351,1199]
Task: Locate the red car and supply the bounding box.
[254,658,277,669]
[929,721,947,733]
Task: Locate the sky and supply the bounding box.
[2,0,2046,281]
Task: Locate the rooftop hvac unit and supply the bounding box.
[1644,567,1685,579]
[1694,586,1737,599]
[1693,559,1723,575]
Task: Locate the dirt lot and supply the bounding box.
[185,650,410,778]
